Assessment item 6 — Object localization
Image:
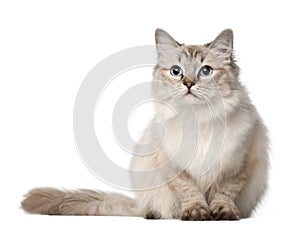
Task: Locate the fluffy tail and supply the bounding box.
[21,188,140,216]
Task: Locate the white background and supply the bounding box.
[1,0,300,232]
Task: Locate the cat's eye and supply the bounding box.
[199,65,213,78]
[170,65,183,77]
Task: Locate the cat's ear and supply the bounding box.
[155,29,181,65]
[155,29,180,48]
[209,29,233,58]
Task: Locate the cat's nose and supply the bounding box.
[183,79,195,89]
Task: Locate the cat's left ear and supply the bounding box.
[209,29,233,59]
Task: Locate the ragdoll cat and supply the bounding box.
[22,29,269,220]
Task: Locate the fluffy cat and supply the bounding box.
[21,29,269,220]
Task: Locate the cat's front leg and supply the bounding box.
[168,171,213,221]
[208,170,247,220]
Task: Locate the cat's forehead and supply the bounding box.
[182,45,206,55]
[178,45,209,72]
[180,45,209,63]
[156,44,209,68]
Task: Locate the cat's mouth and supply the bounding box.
[183,90,202,102]
[185,90,197,97]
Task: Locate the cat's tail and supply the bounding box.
[21,188,140,216]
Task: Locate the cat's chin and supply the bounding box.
[181,93,202,104]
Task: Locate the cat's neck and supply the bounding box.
[154,99,227,125]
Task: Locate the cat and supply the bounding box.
[21,28,269,220]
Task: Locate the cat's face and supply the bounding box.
[153,29,239,108]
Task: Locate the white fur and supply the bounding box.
[131,85,269,218]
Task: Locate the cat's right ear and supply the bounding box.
[155,29,180,48]
[155,29,181,64]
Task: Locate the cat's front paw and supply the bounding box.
[211,203,240,220]
[181,204,213,221]
[144,210,162,220]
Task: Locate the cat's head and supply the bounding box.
[153,29,240,112]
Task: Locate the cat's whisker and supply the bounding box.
[202,95,226,125]
[201,97,214,119]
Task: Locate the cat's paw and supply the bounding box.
[181,204,213,221]
[211,203,240,220]
[144,210,162,220]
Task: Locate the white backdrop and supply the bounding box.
[1,0,299,232]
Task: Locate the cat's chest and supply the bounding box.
[163,119,213,166]
[160,112,250,192]
[164,115,235,189]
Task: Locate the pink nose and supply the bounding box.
[183,80,195,89]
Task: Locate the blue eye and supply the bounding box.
[199,65,213,77]
[170,65,183,77]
